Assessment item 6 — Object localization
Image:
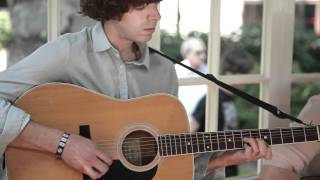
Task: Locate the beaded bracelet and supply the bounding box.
[56,132,70,160]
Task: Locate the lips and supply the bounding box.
[144,28,155,33]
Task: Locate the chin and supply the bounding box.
[136,36,153,43]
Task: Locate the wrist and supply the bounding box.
[55,132,71,160]
[207,155,228,170]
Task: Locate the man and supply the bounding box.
[0,1,271,179]
[175,37,207,125]
[260,95,320,180]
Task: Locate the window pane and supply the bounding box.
[293,0,320,73]
[60,0,97,34]
[178,85,207,127]
[1,1,47,69]
[220,0,263,75]
[160,0,210,61]
[291,81,320,117]
[219,84,259,177]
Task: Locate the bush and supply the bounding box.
[0,10,11,49]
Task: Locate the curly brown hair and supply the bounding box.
[80,0,162,22]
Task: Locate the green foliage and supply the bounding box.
[234,85,259,129]
[160,30,183,61]
[0,10,11,48]
[293,28,320,73]
[221,24,262,62]
[291,82,320,117]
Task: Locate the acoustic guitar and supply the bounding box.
[5,83,320,180]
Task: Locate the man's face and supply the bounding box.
[186,46,206,68]
[114,3,161,43]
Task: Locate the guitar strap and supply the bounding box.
[149,47,308,126]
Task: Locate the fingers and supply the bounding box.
[243,137,272,161]
[61,134,113,180]
[84,165,103,180]
[92,159,109,176]
[243,138,259,156]
[265,146,272,160]
[96,149,113,166]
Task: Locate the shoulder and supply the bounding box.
[52,26,94,51]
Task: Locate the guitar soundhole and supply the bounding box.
[122,130,158,167]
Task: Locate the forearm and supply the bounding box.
[9,121,63,154]
[207,151,231,170]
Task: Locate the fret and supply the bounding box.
[217,132,226,150]
[281,128,293,144]
[317,126,320,141]
[171,135,177,155]
[160,136,167,156]
[292,127,305,142]
[232,131,235,149]
[174,135,182,154]
[292,128,295,142]
[233,131,243,148]
[158,136,162,156]
[241,130,250,147]
[260,129,272,145]
[270,129,282,145]
[180,134,187,154]
[204,133,212,152]
[197,133,206,153]
[210,132,219,151]
[225,131,234,149]
[186,134,193,153]
[192,134,199,153]
[250,129,260,139]
[305,127,318,141]
[269,129,272,145]
[280,128,283,144]
[165,135,173,155]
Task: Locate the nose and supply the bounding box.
[147,3,161,21]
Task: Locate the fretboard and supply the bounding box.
[157,126,320,156]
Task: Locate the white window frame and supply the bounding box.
[47,0,320,179]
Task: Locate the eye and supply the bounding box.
[135,3,147,10]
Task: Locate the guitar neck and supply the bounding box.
[158,126,320,157]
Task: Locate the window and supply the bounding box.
[291,0,320,117]
[0,1,47,71]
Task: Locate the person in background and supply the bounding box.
[175,37,207,122]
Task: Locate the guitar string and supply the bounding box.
[93,128,318,143]
[96,133,317,149]
[93,131,318,145]
[92,136,316,155]
[94,138,319,158]
[93,134,318,151]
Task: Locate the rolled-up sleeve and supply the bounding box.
[0,34,71,154]
[0,100,30,154]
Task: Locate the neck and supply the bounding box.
[157,126,320,157]
[103,22,137,62]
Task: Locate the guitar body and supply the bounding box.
[6,83,193,180]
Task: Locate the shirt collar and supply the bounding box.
[92,22,112,52]
[91,22,150,69]
[126,44,150,70]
